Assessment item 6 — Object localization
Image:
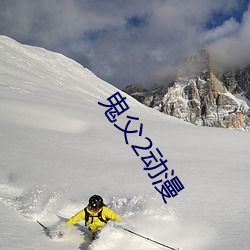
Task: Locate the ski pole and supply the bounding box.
[37,220,48,231]
[122,227,179,250]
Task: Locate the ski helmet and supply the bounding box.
[89,195,104,210]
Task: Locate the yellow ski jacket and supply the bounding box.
[67,206,121,233]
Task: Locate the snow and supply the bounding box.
[234,93,250,107]
[0,35,250,250]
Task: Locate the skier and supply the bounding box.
[66,194,121,239]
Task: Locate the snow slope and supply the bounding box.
[0,36,250,250]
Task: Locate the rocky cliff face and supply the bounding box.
[123,49,250,130]
[217,66,250,100]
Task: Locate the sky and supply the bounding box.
[0,0,249,89]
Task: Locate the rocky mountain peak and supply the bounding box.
[177,48,210,78]
[123,49,250,130]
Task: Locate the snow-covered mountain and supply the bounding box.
[217,65,250,100]
[124,49,250,130]
[0,36,250,250]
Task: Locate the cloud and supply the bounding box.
[208,4,250,69]
[0,0,249,89]
[200,18,240,45]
